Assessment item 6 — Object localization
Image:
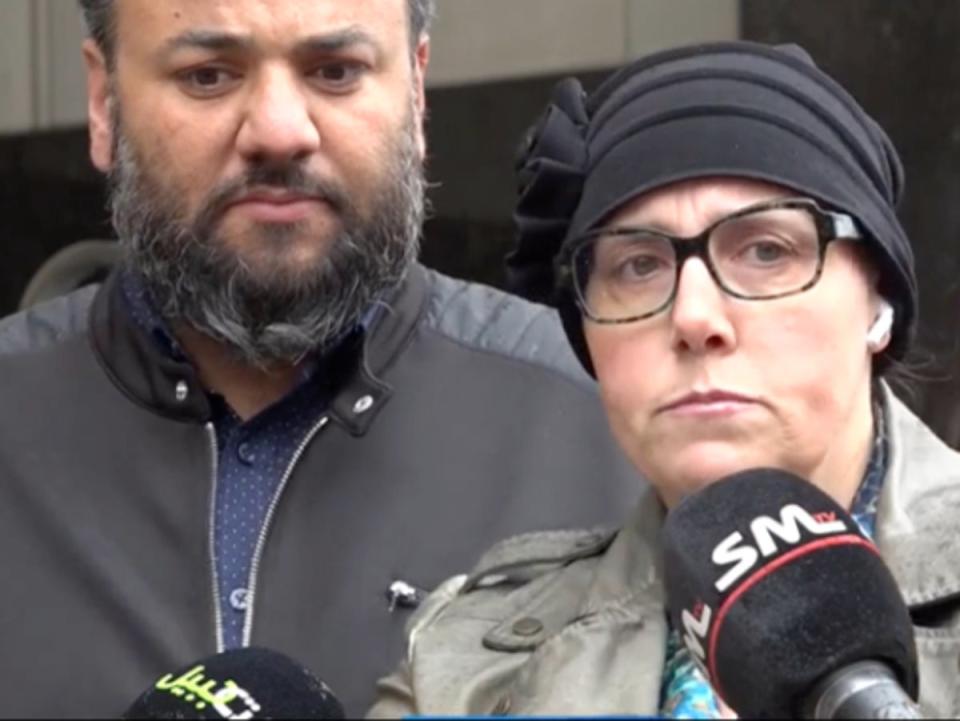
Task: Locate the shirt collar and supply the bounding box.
[849,391,890,540]
[120,271,185,361]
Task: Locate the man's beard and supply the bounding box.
[107,107,425,369]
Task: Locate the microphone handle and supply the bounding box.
[804,660,922,719]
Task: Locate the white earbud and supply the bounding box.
[866,301,894,352]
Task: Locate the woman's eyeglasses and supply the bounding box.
[559,197,863,324]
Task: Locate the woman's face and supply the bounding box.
[583,177,887,508]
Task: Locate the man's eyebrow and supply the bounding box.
[159,27,383,59]
[294,28,383,58]
[161,30,254,55]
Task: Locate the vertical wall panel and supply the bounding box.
[45,0,89,129]
[427,0,739,88]
[626,0,739,59]
[0,1,35,134]
[427,0,627,87]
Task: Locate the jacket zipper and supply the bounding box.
[241,415,331,646]
[205,422,226,653]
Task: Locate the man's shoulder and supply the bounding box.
[0,286,98,357]
[418,267,590,388]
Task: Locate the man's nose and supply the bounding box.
[236,68,321,163]
[669,258,737,355]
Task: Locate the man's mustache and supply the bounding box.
[197,165,351,226]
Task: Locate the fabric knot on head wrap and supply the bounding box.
[507,41,918,375]
[509,78,590,303]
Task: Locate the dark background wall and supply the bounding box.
[419,69,607,288]
[0,129,110,313]
[3,2,960,443]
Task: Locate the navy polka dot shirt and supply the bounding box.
[122,273,361,649]
[208,368,333,648]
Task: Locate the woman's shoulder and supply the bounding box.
[408,526,617,640]
[371,521,670,718]
[879,387,960,607]
[886,388,960,489]
[369,528,618,717]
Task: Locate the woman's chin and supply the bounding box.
[646,442,778,507]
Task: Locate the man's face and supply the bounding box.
[83,0,429,366]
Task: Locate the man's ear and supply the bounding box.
[412,37,430,161]
[83,39,114,172]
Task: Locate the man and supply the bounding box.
[0,0,638,716]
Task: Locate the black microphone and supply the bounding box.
[123,648,345,719]
[661,467,920,719]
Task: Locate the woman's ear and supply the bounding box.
[866,299,894,354]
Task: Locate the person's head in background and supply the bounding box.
[77,0,434,369]
[510,42,917,510]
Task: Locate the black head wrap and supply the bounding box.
[509,41,917,375]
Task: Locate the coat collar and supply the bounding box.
[579,486,667,617]
[875,383,960,608]
[88,263,430,434]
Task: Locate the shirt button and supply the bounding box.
[229,588,249,612]
[237,442,256,466]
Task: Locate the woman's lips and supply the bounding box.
[658,390,759,418]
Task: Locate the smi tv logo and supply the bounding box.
[680,504,848,667]
[680,601,714,670]
[711,504,847,592]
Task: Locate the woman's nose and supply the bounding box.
[669,258,737,355]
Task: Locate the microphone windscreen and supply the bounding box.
[123,647,345,719]
[661,467,917,718]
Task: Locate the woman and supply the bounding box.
[368,42,960,718]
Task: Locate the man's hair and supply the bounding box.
[77,0,436,65]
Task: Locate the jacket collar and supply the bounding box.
[89,263,430,434]
[579,487,667,617]
[875,383,960,607]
